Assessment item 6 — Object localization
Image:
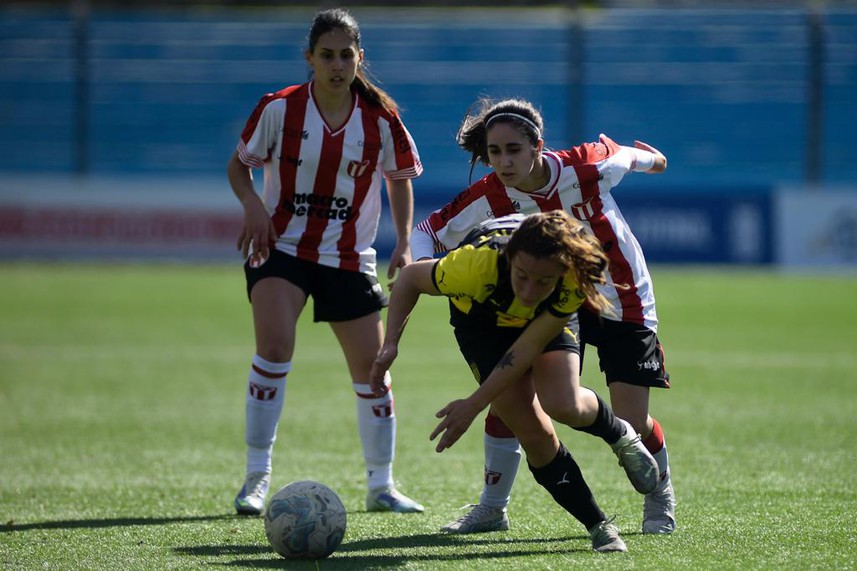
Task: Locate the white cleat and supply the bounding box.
[643,476,676,534]
[612,419,659,494]
[234,471,270,516]
[588,516,627,553]
[366,486,425,513]
[440,504,509,534]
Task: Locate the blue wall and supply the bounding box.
[1,6,855,205]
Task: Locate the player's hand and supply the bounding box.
[387,242,412,281]
[369,345,397,396]
[634,140,667,173]
[237,199,276,263]
[430,398,481,452]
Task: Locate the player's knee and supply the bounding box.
[541,398,587,425]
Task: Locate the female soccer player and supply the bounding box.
[410,98,675,535]
[369,211,658,552]
[226,8,423,516]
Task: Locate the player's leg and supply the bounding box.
[446,316,580,534]
[592,311,675,534]
[610,381,675,533]
[481,409,521,510]
[439,407,520,533]
[533,348,658,495]
[235,263,307,515]
[489,381,626,552]
[328,289,423,514]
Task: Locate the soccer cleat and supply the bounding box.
[440,504,509,534]
[234,471,271,516]
[366,486,425,513]
[611,420,659,494]
[588,516,627,553]
[642,476,677,534]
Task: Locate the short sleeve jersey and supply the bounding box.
[415,134,658,330]
[431,237,586,329]
[237,81,422,276]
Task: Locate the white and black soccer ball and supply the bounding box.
[263,480,347,559]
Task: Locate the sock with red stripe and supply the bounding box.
[244,355,290,475]
[480,412,521,509]
[643,418,671,487]
[354,377,395,491]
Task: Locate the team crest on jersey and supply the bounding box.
[347,159,371,178]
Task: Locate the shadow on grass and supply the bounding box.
[176,532,595,568]
[1,514,237,532]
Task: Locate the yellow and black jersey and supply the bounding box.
[430,222,586,329]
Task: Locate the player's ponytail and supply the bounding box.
[505,211,612,314]
[307,8,399,113]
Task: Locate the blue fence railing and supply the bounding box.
[0,6,855,200]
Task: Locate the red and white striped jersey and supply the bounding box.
[413,134,659,330]
[237,81,422,275]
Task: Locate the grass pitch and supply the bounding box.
[1,262,856,570]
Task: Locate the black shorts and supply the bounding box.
[244,249,388,323]
[578,306,670,389]
[453,318,580,384]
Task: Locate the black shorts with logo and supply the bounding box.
[244,249,388,323]
[452,310,580,384]
[578,306,670,389]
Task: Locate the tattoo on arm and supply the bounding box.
[496,350,515,370]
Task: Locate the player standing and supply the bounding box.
[227,8,423,515]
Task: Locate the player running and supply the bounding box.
[371,211,659,552]
[410,97,676,535]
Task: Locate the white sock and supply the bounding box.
[653,442,671,489]
[244,355,289,474]
[354,380,395,491]
[479,435,521,509]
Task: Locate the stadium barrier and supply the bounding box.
[2,176,855,269]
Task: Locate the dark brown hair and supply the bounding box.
[307,8,398,112]
[457,97,544,167]
[505,210,611,313]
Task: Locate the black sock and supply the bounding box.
[572,392,624,445]
[528,442,606,530]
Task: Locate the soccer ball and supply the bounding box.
[263,480,347,559]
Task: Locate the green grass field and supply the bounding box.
[1,262,856,570]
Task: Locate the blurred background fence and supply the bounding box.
[1,1,855,267]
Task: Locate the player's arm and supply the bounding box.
[369,260,440,395]
[430,310,570,453]
[409,225,437,261]
[385,177,414,279]
[630,140,667,174]
[227,151,276,262]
